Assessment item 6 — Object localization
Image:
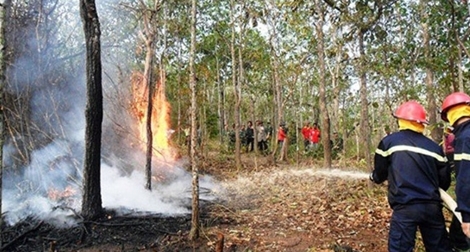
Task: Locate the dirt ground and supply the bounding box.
[199,153,392,252]
[2,151,449,252]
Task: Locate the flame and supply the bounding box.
[130,72,176,160]
[48,186,76,202]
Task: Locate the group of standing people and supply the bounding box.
[226,119,345,159]
[300,121,343,157]
[301,122,321,151]
[370,92,470,252]
[226,120,273,154]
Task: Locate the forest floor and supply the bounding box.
[2,149,452,252]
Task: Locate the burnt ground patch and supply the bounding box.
[0,207,220,252]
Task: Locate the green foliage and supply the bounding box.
[204,109,220,139]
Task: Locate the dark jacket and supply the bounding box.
[452,120,470,222]
[245,127,254,139]
[371,129,451,208]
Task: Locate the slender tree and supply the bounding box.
[0,0,10,246]
[189,0,200,241]
[139,0,161,190]
[80,0,103,220]
[217,57,225,146]
[357,28,372,168]
[314,0,332,168]
[419,0,439,141]
[230,0,242,170]
[264,1,286,161]
[357,2,388,183]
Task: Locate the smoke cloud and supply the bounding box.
[3,146,219,228]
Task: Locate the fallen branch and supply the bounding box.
[1,221,43,251]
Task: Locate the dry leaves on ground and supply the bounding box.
[206,166,392,252]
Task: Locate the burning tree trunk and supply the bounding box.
[143,32,155,191]
[79,0,103,220]
[144,56,154,190]
[188,0,200,241]
[0,0,10,246]
[139,1,161,191]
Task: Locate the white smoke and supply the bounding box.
[3,147,219,228]
[100,163,218,215]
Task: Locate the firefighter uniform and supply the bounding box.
[451,119,470,249]
[441,91,470,249]
[371,101,452,252]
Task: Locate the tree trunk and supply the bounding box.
[144,40,154,190]
[358,29,373,183]
[216,58,225,145]
[420,0,439,141]
[331,40,342,130]
[273,57,282,138]
[268,10,283,162]
[315,0,331,168]
[230,0,242,171]
[0,0,10,246]
[139,1,159,191]
[80,0,103,220]
[188,0,200,241]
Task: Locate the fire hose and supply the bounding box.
[439,188,462,223]
[368,174,462,223]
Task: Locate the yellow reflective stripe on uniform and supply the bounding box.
[454,153,470,161]
[375,145,447,162]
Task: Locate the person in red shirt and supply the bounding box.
[310,123,321,150]
[277,123,288,161]
[278,123,287,147]
[301,122,312,151]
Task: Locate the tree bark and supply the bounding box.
[138,1,160,190]
[230,0,242,171]
[266,5,284,161]
[358,29,373,183]
[80,0,103,220]
[189,0,200,241]
[144,43,154,190]
[216,58,225,146]
[315,0,331,168]
[0,0,11,246]
[420,0,439,141]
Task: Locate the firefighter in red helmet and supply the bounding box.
[440,92,470,249]
[441,92,470,124]
[370,100,452,251]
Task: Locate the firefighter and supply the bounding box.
[441,92,470,250]
[370,100,452,252]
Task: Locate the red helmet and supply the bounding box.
[441,92,470,122]
[393,101,428,124]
